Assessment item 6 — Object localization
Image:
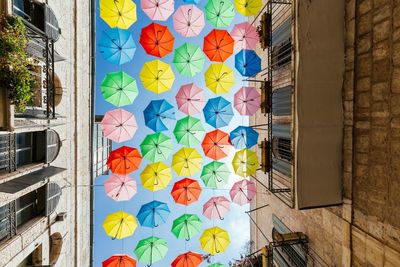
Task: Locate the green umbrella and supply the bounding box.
[173,43,205,77]
[101,71,139,107]
[205,0,235,28]
[201,161,230,189]
[207,264,227,267]
[140,133,173,162]
[134,236,168,266]
[171,214,202,241]
[173,116,205,147]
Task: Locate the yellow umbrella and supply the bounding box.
[204,63,235,94]
[200,226,230,255]
[102,211,138,239]
[140,162,172,192]
[139,60,175,94]
[234,0,262,16]
[232,148,259,177]
[100,0,137,29]
[172,148,202,177]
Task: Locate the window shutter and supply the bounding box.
[46,130,60,164]
[45,183,61,216]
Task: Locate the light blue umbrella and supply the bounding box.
[184,0,200,4]
[143,100,176,132]
[99,28,136,65]
[203,96,234,128]
[235,49,261,77]
[137,200,170,228]
[230,126,259,149]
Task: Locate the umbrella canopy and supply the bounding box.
[140,132,173,162]
[230,22,258,51]
[183,0,200,4]
[234,0,262,16]
[101,108,137,143]
[175,83,206,115]
[101,71,139,107]
[102,254,137,267]
[200,227,230,255]
[100,0,137,29]
[140,162,172,192]
[230,179,256,205]
[203,29,234,62]
[99,28,136,65]
[140,60,175,94]
[173,5,205,37]
[139,22,175,58]
[235,49,261,77]
[171,178,202,205]
[203,196,230,220]
[104,174,137,201]
[232,148,259,177]
[134,236,168,266]
[201,130,232,160]
[171,251,203,267]
[204,63,235,94]
[234,86,261,115]
[173,116,205,146]
[143,99,176,132]
[141,0,174,21]
[171,214,202,240]
[230,126,259,149]
[173,43,205,77]
[107,146,142,175]
[137,200,170,228]
[203,97,234,128]
[207,264,227,267]
[102,211,138,239]
[200,161,230,189]
[172,148,203,176]
[204,0,235,28]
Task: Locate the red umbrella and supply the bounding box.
[139,22,175,58]
[107,146,142,175]
[171,251,203,267]
[102,254,137,267]
[171,178,202,205]
[203,29,234,62]
[201,130,231,160]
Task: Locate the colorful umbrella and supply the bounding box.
[203,29,234,62]
[134,236,168,266]
[230,22,258,51]
[140,60,175,94]
[200,161,230,189]
[200,227,230,255]
[102,254,137,267]
[104,174,137,201]
[137,200,170,228]
[234,0,262,16]
[201,130,232,160]
[143,99,176,132]
[203,97,234,128]
[230,179,256,205]
[183,0,200,4]
[102,211,138,239]
[235,49,261,77]
[203,196,230,220]
[175,83,206,115]
[173,5,205,37]
[139,22,175,58]
[173,43,205,77]
[207,263,227,267]
[171,251,203,267]
[101,71,139,107]
[100,0,137,29]
[172,148,203,176]
[230,126,259,149]
[140,132,173,162]
[140,162,172,192]
[141,0,174,21]
[99,28,136,65]
[204,63,235,94]
[234,86,261,115]
[107,146,142,175]
[204,0,235,28]
[171,214,202,240]
[232,148,259,177]
[101,108,137,143]
[173,116,205,146]
[171,178,202,205]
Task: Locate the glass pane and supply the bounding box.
[16,133,33,167]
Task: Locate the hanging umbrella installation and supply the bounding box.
[107,146,142,175]
[140,162,172,192]
[234,0,262,16]
[200,161,230,189]
[200,226,230,255]
[100,0,137,29]
[173,116,205,147]
[235,49,261,77]
[234,86,261,115]
[139,22,175,58]
[101,71,139,107]
[204,0,235,28]
[99,28,136,65]
[141,0,174,21]
[201,129,232,160]
[173,5,205,37]
[172,148,203,176]
[171,214,202,241]
[230,179,256,206]
[140,132,173,162]
[102,254,137,267]
[230,22,258,51]
[101,108,137,143]
[137,200,170,228]
[102,211,138,240]
[171,251,203,267]
[171,178,202,205]
[173,43,206,77]
[143,99,176,132]
[140,60,175,94]
[203,97,234,128]
[203,196,230,220]
[104,174,137,202]
[204,63,235,94]
[230,126,259,149]
[175,83,206,115]
[203,29,234,62]
[134,236,168,266]
[232,148,259,177]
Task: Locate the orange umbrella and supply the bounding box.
[171,178,202,205]
[102,254,137,267]
[139,22,175,58]
[203,29,234,62]
[171,251,202,267]
[107,146,142,175]
[201,130,231,160]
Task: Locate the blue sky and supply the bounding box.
[93,0,252,266]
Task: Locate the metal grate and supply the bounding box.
[45,182,61,216]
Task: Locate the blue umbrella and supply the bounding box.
[203,96,234,128]
[230,126,259,149]
[143,100,176,132]
[99,28,136,65]
[235,49,261,77]
[137,200,170,228]
[183,0,200,4]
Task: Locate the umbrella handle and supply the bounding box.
[153,177,159,185]
[187,8,192,21]
[184,161,189,168]
[216,176,223,183]
[215,203,224,220]
[154,223,159,227]
[185,237,191,241]
[156,30,163,41]
[240,188,252,201]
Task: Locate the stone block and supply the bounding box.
[372,82,390,101]
[371,101,390,119]
[370,127,388,148]
[373,5,391,24]
[394,28,400,42]
[356,77,371,92]
[344,70,355,100]
[373,19,391,42]
[373,40,390,61]
[356,92,371,108]
[358,0,373,16]
[356,53,372,78]
[355,134,370,152]
[356,152,369,165]
[358,13,373,36]
[394,6,400,29]
[365,234,384,266]
[357,33,372,54]
[392,68,400,93]
[391,94,400,116]
[394,42,400,67]
[372,59,390,83]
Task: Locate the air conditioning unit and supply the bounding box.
[55,212,67,222]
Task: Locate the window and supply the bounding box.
[0,205,12,241]
[272,86,292,116]
[93,118,112,178]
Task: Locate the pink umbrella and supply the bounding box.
[175,83,206,115]
[203,196,230,220]
[173,5,205,37]
[101,108,138,143]
[104,174,137,201]
[230,22,259,51]
[234,87,261,115]
[230,180,256,206]
[141,0,174,21]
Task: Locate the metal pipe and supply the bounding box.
[245,204,270,213]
